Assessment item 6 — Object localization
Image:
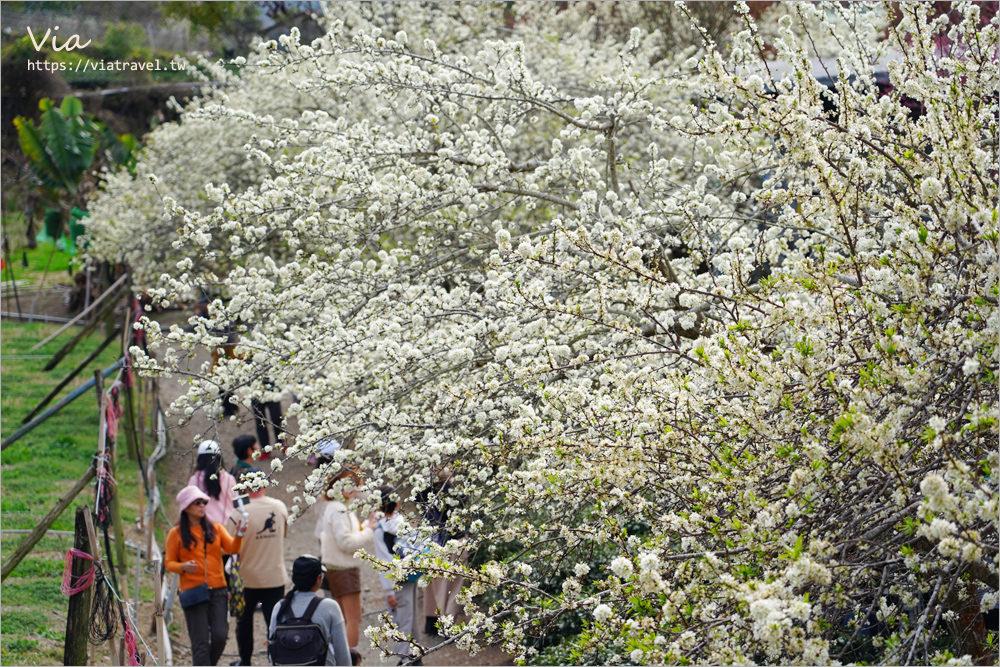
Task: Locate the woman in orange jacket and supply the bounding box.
[166,485,246,666]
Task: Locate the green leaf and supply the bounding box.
[14,116,57,183]
[18,97,98,198]
[780,534,804,560]
[43,118,78,192]
[59,96,83,117]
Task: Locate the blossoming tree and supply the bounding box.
[87,2,997,664]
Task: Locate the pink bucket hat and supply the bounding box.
[176,485,210,519]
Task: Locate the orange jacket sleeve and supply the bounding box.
[164,527,184,575]
[216,523,244,555]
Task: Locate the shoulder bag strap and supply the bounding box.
[300,595,324,623]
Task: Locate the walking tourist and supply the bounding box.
[268,555,352,666]
[318,467,375,661]
[232,469,290,666]
[165,486,246,666]
[251,379,285,454]
[189,440,238,528]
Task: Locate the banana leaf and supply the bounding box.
[15,97,99,198]
[13,115,60,189]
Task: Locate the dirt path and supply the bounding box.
[155,346,510,666]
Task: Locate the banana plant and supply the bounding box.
[14,97,99,201]
[14,97,140,242]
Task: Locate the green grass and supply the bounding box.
[0,536,70,577]
[19,242,75,277]
[0,610,49,636]
[2,579,66,607]
[0,634,62,667]
[1,320,168,665]
[2,240,78,286]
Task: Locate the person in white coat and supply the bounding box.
[318,467,375,658]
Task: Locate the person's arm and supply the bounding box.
[164,528,184,575]
[323,600,352,666]
[216,523,244,555]
[268,600,281,652]
[330,508,374,553]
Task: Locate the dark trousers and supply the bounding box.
[221,391,238,418]
[236,585,285,665]
[182,586,229,666]
[251,399,283,450]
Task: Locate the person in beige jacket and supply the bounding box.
[318,468,375,657]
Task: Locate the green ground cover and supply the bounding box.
[2,240,77,286]
[1,320,164,666]
[13,242,75,279]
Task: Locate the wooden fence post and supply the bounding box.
[137,378,148,459]
[82,507,104,667]
[104,293,117,339]
[121,385,139,460]
[94,370,129,586]
[83,507,121,667]
[63,507,92,666]
[118,299,137,461]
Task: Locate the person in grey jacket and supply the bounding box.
[269,555,352,666]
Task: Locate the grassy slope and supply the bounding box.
[2,240,76,286]
[1,321,162,665]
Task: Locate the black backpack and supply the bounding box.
[268,594,327,666]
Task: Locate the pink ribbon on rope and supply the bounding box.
[123,619,141,666]
[60,548,95,596]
